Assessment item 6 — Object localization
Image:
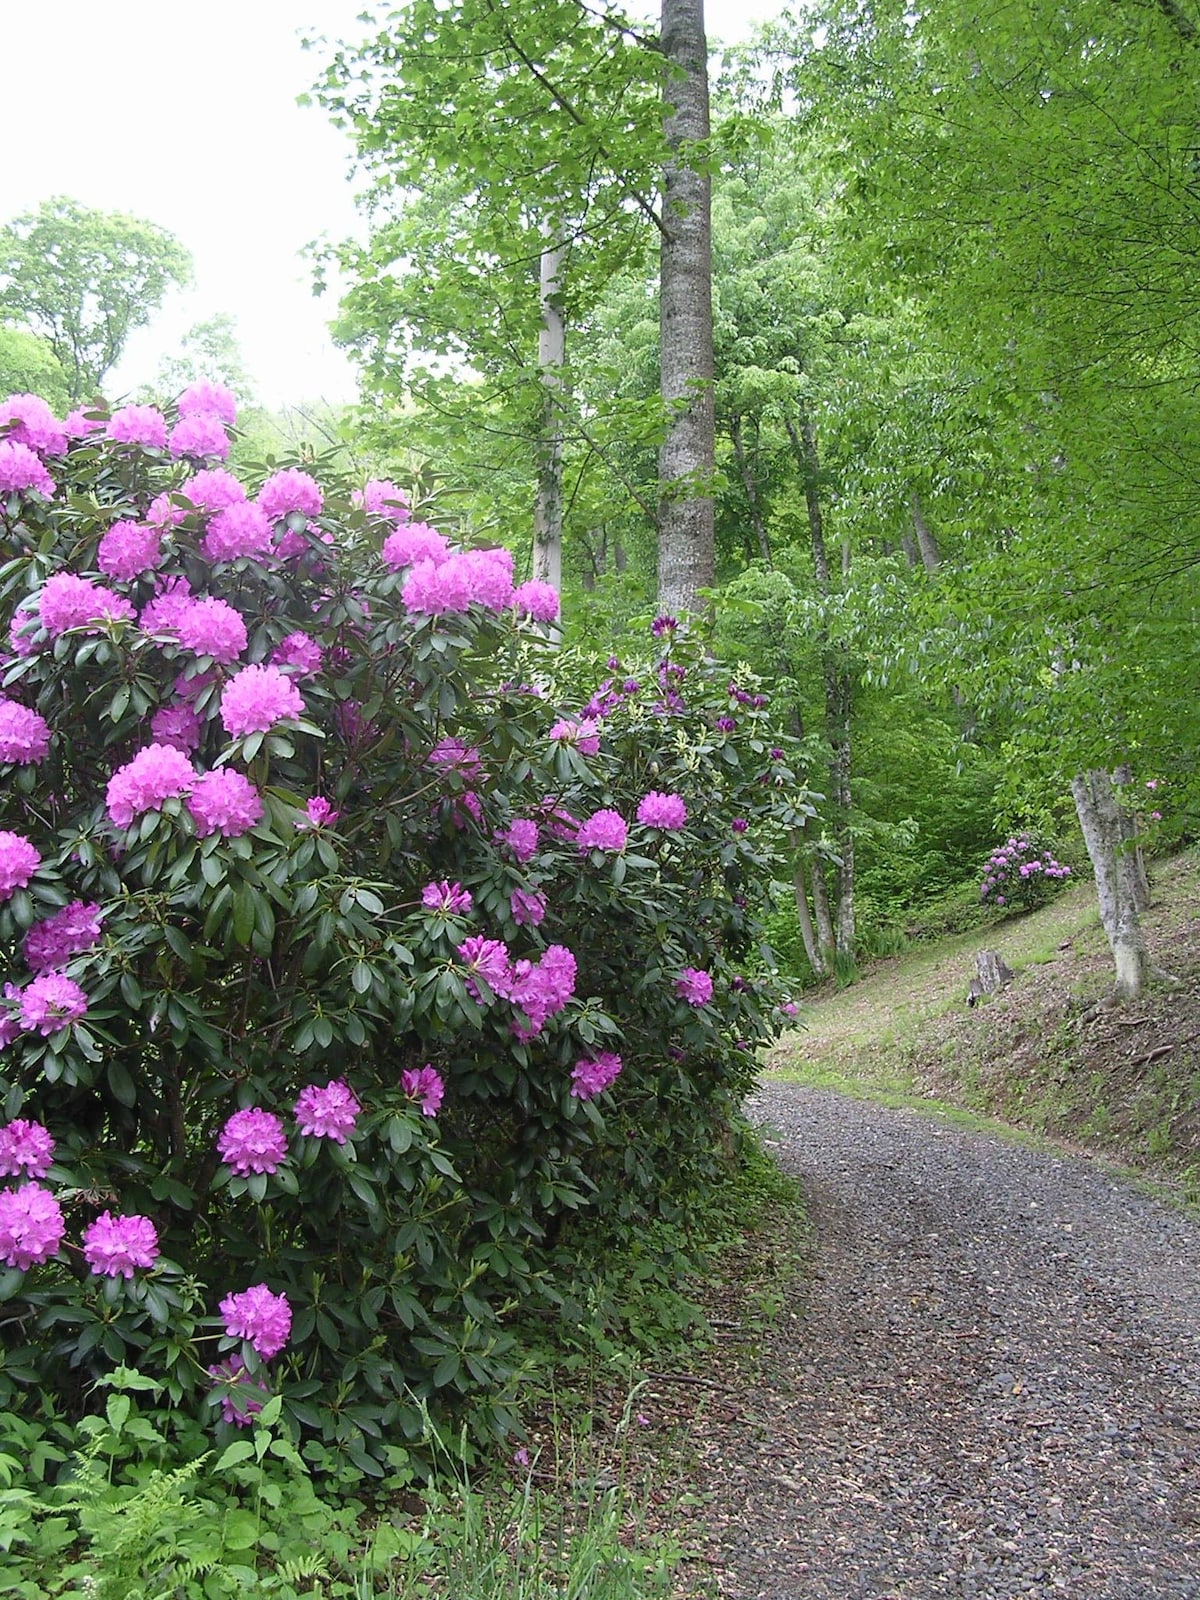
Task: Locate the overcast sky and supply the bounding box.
[1,1,784,408]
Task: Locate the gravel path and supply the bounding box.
[699,1084,1200,1600]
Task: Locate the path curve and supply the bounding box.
[702,1085,1200,1600]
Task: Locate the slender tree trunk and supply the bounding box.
[1113,763,1152,911]
[809,855,837,970]
[533,240,565,602]
[657,0,715,615]
[790,846,827,981]
[1070,768,1152,1000]
[910,490,942,574]
[729,414,771,563]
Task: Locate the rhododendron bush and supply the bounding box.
[0,388,808,1464]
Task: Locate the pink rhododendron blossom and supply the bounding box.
[208,1356,270,1426]
[202,500,272,562]
[270,632,322,676]
[24,901,102,973]
[0,439,55,497]
[676,967,713,1006]
[355,479,410,520]
[401,549,510,613]
[187,769,263,838]
[64,406,106,438]
[139,576,194,634]
[217,1108,288,1175]
[448,790,483,829]
[169,413,230,460]
[637,791,687,829]
[428,738,483,780]
[550,719,600,757]
[107,404,167,450]
[220,663,304,737]
[422,880,473,915]
[577,809,627,853]
[83,1211,159,1278]
[512,581,560,622]
[106,744,195,827]
[335,700,376,744]
[220,1283,292,1359]
[0,700,50,764]
[0,984,21,1050]
[8,602,39,657]
[146,490,187,529]
[258,467,322,521]
[0,1183,64,1270]
[20,973,88,1035]
[97,520,163,582]
[294,1080,360,1143]
[381,522,449,570]
[499,819,539,862]
[0,1119,55,1179]
[39,573,135,636]
[181,468,246,513]
[0,831,40,900]
[779,1001,799,1017]
[296,796,339,830]
[175,596,248,662]
[731,818,748,834]
[570,1051,623,1100]
[150,701,203,753]
[508,944,576,1036]
[401,1066,444,1116]
[457,936,512,998]
[177,378,238,425]
[0,394,68,456]
[510,888,546,928]
[468,547,515,609]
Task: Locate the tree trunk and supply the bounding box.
[790,837,827,981]
[809,855,837,972]
[533,240,565,604]
[729,414,771,563]
[910,490,942,574]
[657,0,715,616]
[1070,768,1152,1000]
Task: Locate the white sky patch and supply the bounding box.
[0,0,785,409]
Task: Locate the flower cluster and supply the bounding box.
[577,809,627,853]
[220,664,305,738]
[106,744,196,827]
[637,791,687,829]
[980,835,1071,911]
[82,1212,160,1279]
[0,831,40,901]
[220,1283,292,1359]
[401,1066,444,1116]
[0,1119,54,1178]
[0,700,50,764]
[571,1051,623,1100]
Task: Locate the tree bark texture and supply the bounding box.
[533,240,565,600]
[1070,768,1151,1000]
[657,0,715,616]
[790,837,827,981]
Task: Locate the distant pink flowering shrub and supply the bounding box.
[220,663,305,738]
[105,744,195,827]
[82,1212,159,1278]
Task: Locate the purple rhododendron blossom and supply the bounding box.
[64,406,105,438]
[19,973,88,1035]
[175,596,248,662]
[0,831,40,901]
[731,818,748,834]
[576,809,627,853]
[499,819,539,862]
[676,967,713,1006]
[457,935,512,997]
[39,573,135,637]
[150,701,203,753]
[217,1108,288,1175]
[83,1212,160,1279]
[202,500,272,561]
[0,1119,55,1179]
[0,1183,64,1270]
[422,880,473,914]
[208,1356,270,1426]
[508,944,576,1036]
[258,467,323,521]
[97,520,163,582]
[105,744,195,827]
[24,901,102,974]
[428,738,483,780]
[296,796,339,830]
[0,984,21,1050]
[0,700,51,764]
[107,404,167,450]
[355,479,410,520]
[138,576,194,634]
[177,379,238,425]
[570,1051,623,1100]
[146,491,187,529]
[294,1080,360,1143]
[181,467,246,513]
[637,791,687,829]
[401,1066,444,1116]
[512,581,560,622]
[510,888,546,928]
[270,632,323,676]
[220,663,305,737]
[220,1283,292,1359]
[0,439,55,497]
[0,393,68,456]
[187,769,263,839]
[549,718,600,756]
[381,521,449,570]
[169,413,230,460]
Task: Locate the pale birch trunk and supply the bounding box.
[790,838,828,981]
[533,240,565,610]
[657,0,715,615]
[1071,768,1152,1000]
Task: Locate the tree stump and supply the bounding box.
[966,949,1015,1007]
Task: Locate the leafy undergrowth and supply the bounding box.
[766,850,1200,1202]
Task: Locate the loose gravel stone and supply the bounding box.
[694,1085,1200,1600]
